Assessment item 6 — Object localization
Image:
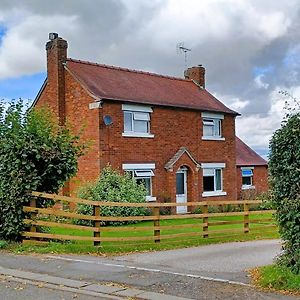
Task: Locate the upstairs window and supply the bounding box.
[241,167,254,189]
[203,118,221,137]
[201,112,224,140]
[124,111,150,133]
[122,104,154,138]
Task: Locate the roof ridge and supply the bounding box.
[66,58,190,82]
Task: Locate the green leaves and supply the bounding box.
[76,166,148,226]
[0,100,84,241]
[269,111,300,274]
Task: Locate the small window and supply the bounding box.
[126,169,154,197]
[203,118,222,138]
[242,168,253,187]
[203,168,223,192]
[124,111,150,134]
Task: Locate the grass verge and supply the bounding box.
[251,264,300,295]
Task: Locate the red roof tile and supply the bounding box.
[236,137,267,166]
[65,59,238,115]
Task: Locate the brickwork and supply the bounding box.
[236,166,269,199]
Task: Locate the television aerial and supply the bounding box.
[176,42,191,66]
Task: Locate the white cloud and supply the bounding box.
[0,14,78,79]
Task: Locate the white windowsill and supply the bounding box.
[146,196,157,202]
[122,132,154,138]
[202,136,225,141]
[242,185,256,190]
[202,191,227,197]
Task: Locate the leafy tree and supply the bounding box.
[0,100,84,241]
[269,93,300,273]
[76,166,148,226]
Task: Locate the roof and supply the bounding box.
[165,147,200,171]
[236,137,267,166]
[65,58,238,115]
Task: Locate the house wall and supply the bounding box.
[236,165,269,199]
[36,71,101,195]
[98,100,238,202]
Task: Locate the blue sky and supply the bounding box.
[0,73,45,101]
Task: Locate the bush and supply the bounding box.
[0,100,84,241]
[269,109,300,274]
[156,191,172,215]
[76,166,148,226]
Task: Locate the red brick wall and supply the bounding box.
[99,101,237,202]
[236,165,269,199]
[36,69,101,195]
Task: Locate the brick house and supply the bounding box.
[34,34,268,210]
[236,137,268,199]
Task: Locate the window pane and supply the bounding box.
[203,124,214,136]
[124,112,132,132]
[215,169,222,190]
[203,176,214,191]
[203,168,214,176]
[136,177,151,196]
[214,120,221,136]
[134,170,154,177]
[242,169,253,176]
[134,120,148,133]
[242,176,252,186]
[176,173,185,194]
[133,112,150,121]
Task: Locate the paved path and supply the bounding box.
[0,239,296,299]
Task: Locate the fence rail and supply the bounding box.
[22,191,277,246]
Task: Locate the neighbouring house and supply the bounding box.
[33,34,268,211]
[235,137,268,199]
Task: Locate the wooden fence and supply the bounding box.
[22,191,277,246]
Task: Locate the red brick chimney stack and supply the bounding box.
[46,33,68,126]
[184,65,205,89]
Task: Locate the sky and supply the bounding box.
[1,0,300,159]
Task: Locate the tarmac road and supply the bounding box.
[0,239,297,300]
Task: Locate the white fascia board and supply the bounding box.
[201,163,226,168]
[201,112,224,119]
[122,163,155,170]
[241,166,254,170]
[122,104,153,113]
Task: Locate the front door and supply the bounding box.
[176,168,188,214]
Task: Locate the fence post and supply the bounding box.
[93,205,101,246]
[27,198,37,242]
[153,206,160,243]
[203,204,209,238]
[244,202,249,234]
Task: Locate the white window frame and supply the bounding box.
[201,112,225,141]
[122,104,154,138]
[122,163,156,201]
[241,167,255,190]
[201,163,227,197]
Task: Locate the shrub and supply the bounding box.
[269,108,300,274]
[0,100,84,241]
[76,166,148,226]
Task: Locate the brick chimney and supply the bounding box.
[46,33,68,126]
[184,65,205,89]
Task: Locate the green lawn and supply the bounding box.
[12,212,279,255]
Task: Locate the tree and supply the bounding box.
[269,94,300,273]
[0,100,84,241]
